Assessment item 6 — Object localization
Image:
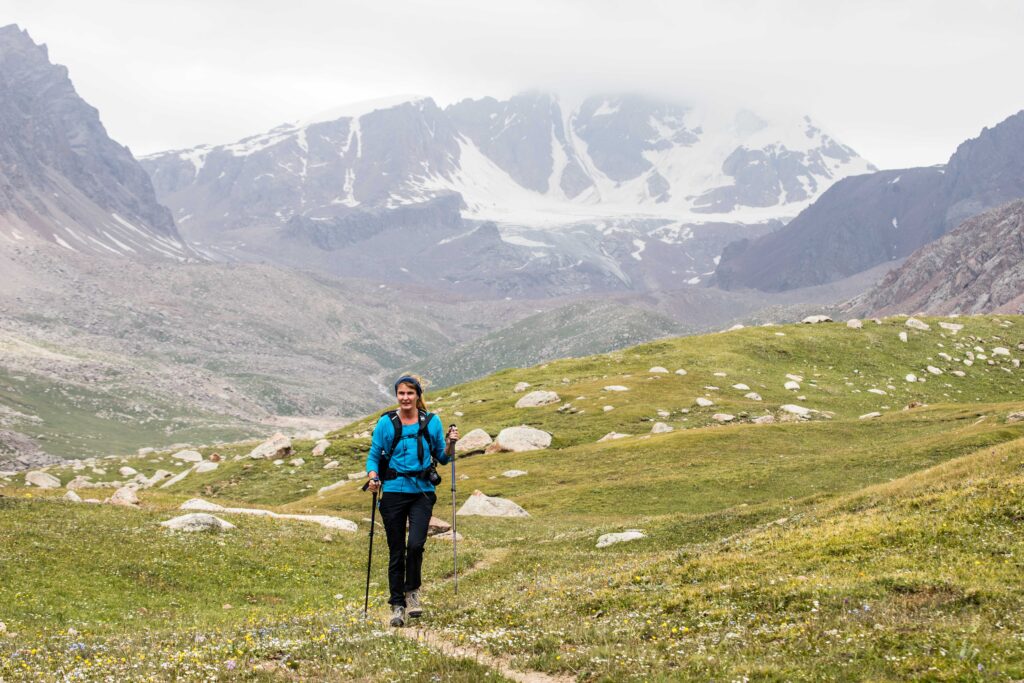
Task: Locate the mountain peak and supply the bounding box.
[299,94,433,127]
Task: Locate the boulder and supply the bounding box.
[433,530,464,541]
[926,366,943,375]
[603,385,629,392]
[603,405,614,412]
[598,432,631,442]
[674,369,687,375]
[119,466,138,477]
[63,490,82,503]
[905,317,930,331]
[137,447,155,456]
[731,383,750,391]
[846,319,863,329]
[180,498,224,512]
[455,429,492,455]
[107,486,140,507]
[502,469,528,478]
[347,471,366,480]
[780,404,812,417]
[859,412,882,420]
[650,422,673,434]
[867,388,887,395]
[784,380,801,391]
[247,433,292,460]
[493,426,552,453]
[513,382,531,393]
[427,516,452,535]
[744,392,763,401]
[289,458,305,466]
[596,529,646,548]
[1007,412,1024,423]
[899,331,909,342]
[277,514,357,532]
[25,471,60,489]
[323,460,339,470]
[695,397,714,407]
[785,374,804,382]
[457,490,529,518]
[752,415,776,425]
[801,315,832,324]
[311,439,331,457]
[194,461,219,474]
[993,347,1011,357]
[318,480,347,495]
[648,366,669,374]
[515,390,560,408]
[905,373,918,382]
[66,475,94,490]
[712,413,736,422]
[171,450,203,463]
[161,513,235,532]
[939,322,964,333]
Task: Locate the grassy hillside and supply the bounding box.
[1,315,1022,680]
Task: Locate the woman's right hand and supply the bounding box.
[367,471,381,492]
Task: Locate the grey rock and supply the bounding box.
[456,490,529,518]
[596,529,646,548]
[160,513,236,532]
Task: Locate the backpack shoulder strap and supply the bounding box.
[385,410,403,456]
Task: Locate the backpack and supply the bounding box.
[377,409,440,481]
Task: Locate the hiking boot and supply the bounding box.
[406,589,422,618]
[389,605,405,628]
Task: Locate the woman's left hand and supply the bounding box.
[447,425,460,443]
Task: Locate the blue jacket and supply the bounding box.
[366,412,450,494]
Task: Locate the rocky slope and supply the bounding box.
[851,199,1024,315]
[0,25,190,259]
[714,110,1024,292]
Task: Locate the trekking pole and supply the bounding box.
[362,485,378,619]
[448,425,459,595]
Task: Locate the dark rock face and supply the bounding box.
[715,110,1024,292]
[0,430,60,472]
[852,199,1024,315]
[0,24,186,258]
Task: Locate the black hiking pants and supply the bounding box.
[378,490,436,607]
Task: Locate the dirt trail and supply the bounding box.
[391,547,576,683]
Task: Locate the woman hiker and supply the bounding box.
[366,375,458,627]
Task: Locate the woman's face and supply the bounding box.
[396,383,419,411]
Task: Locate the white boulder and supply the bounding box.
[905,373,918,383]
[802,315,832,324]
[513,381,531,393]
[515,390,560,408]
[651,422,673,434]
[780,404,812,417]
[859,412,882,420]
[493,426,552,453]
[674,369,687,376]
[744,392,763,401]
[596,529,646,548]
[649,366,669,374]
[455,428,492,456]
[939,322,964,333]
[457,490,529,518]
[119,466,138,477]
[784,380,801,391]
[25,471,61,489]
[695,397,714,407]
[311,439,330,457]
[63,490,82,503]
[107,486,140,507]
[712,413,736,422]
[905,317,931,331]
[598,432,631,442]
[171,450,203,463]
[846,319,863,329]
[993,347,1011,357]
[194,461,219,474]
[731,383,750,391]
[927,366,943,375]
[899,331,909,343]
[247,433,292,460]
[161,513,235,532]
[502,470,528,478]
[603,385,630,392]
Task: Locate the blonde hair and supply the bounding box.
[396,373,428,413]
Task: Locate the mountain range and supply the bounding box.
[139,92,874,295]
[714,110,1024,292]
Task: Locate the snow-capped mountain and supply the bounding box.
[0,25,191,260]
[140,92,873,295]
[144,92,873,236]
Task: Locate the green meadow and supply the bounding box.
[1,315,1022,680]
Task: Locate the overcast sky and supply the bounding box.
[3,0,1022,169]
